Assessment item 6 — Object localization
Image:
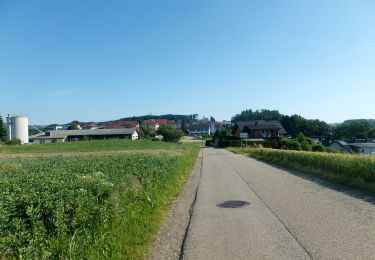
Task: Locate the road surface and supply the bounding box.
[181,148,375,260]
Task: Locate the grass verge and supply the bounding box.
[228,147,375,194]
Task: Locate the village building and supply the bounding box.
[189,119,216,136]
[233,120,287,141]
[329,140,375,155]
[105,120,139,129]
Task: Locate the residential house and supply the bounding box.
[189,119,216,136]
[233,120,287,141]
[329,141,375,155]
[141,119,173,134]
[105,120,139,129]
[221,120,232,128]
[45,124,64,131]
[81,124,99,130]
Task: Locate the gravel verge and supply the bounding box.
[148,149,203,260]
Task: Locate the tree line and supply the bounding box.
[231,109,375,141]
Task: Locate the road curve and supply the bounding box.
[181,148,375,260]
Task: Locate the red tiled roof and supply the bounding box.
[142,119,171,125]
[105,120,139,129]
[81,124,98,129]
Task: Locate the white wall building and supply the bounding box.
[30,128,138,144]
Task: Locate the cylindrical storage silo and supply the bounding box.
[13,116,29,144]
[6,115,29,144]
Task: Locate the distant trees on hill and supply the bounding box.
[343,119,375,127]
[232,109,332,139]
[117,114,198,125]
[232,109,282,122]
[231,109,375,141]
[334,121,375,140]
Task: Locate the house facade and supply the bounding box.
[233,120,287,140]
[189,120,216,136]
[329,141,375,155]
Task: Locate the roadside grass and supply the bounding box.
[0,139,194,154]
[228,147,375,194]
[0,141,200,259]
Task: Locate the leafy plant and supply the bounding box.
[0,141,200,259]
[156,125,184,143]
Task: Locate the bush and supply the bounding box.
[5,139,21,145]
[205,140,213,146]
[312,143,326,152]
[280,138,301,151]
[246,148,375,193]
[157,125,184,143]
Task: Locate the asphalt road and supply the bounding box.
[181,148,375,260]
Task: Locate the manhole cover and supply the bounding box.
[216,200,250,208]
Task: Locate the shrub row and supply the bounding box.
[247,148,375,193]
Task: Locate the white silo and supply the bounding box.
[6,115,29,144]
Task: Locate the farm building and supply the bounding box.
[30,128,138,144]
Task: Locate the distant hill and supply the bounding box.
[38,114,199,129]
[114,114,198,124]
[342,119,375,127]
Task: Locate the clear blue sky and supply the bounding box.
[1,0,374,125]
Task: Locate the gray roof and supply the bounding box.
[31,128,137,139]
[189,123,210,131]
[338,141,349,146]
[350,143,375,148]
[236,121,287,134]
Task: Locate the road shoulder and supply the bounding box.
[148,149,203,260]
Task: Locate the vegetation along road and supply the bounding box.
[0,140,200,259]
[180,148,375,259]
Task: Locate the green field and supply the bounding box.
[228,148,375,194]
[0,140,200,259]
[0,139,190,154]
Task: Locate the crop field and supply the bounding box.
[0,139,189,154]
[228,148,375,194]
[0,140,200,259]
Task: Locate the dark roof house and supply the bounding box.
[234,120,287,140]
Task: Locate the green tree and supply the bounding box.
[181,119,188,133]
[213,127,231,140]
[333,121,375,139]
[0,114,7,142]
[232,109,282,122]
[157,125,184,143]
[139,127,152,139]
[67,124,79,130]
